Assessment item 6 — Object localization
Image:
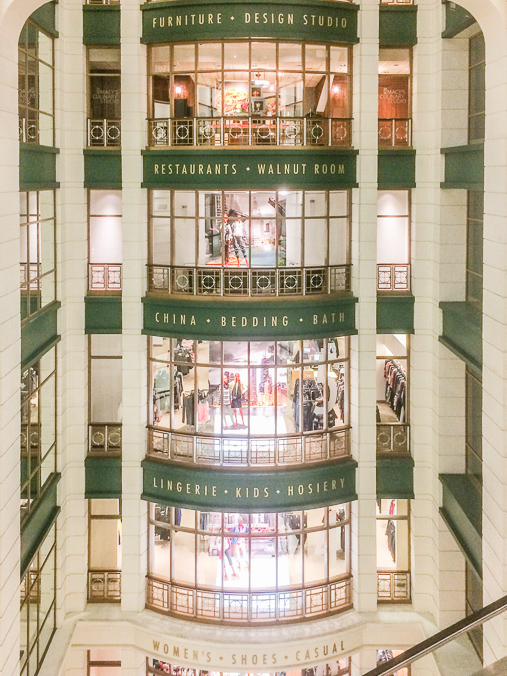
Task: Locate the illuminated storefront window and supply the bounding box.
[376,335,409,455]
[148,190,351,296]
[148,337,349,465]
[148,42,351,147]
[378,48,412,147]
[148,658,352,676]
[147,504,351,622]
[376,500,410,602]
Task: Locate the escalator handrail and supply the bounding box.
[362,593,507,676]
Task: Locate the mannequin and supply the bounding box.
[231,372,246,428]
[220,373,234,429]
[230,214,249,266]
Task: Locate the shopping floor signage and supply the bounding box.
[142,296,357,340]
[142,149,358,190]
[142,458,357,510]
[141,1,359,45]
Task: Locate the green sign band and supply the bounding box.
[142,1,358,45]
[142,295,357,340]
[142,149,358,190]
[142,458,357,511]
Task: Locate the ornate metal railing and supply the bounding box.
[89,264,122,291]
[148,116,352,148]
[376,423,409,454]
[148,428,349,467]
[19,117,39,144]
[147,265,351,297]
[87,0,119,4]
[380,0,412,4]
[20,263,41,290]
[87,119,121,147]
[377,264,410,292]
[377,571,411,602]
[88,423,122,455]
[378,118,411,147]
[146,576,352,623]
[21,424,40,451]
[88,571,121,602]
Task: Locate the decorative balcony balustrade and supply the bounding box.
[377,264,410,292]
[147,576,352,623]
[88,423,122,455]
[380,0,413,4]
[377,571,411,602]
[19,118,38,144]
[88,571,121,602]
[378,118,411,147]
[87,119,121,147]
[148,117,352,148]
[89,264,122,291]
[376,423,409,454]
[148,428,349,467]
[148,265,351,298]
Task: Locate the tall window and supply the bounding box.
[376,335,409,455]
[20,191,56,320]
[377,191,410,292]
[378,48,412,147]
[147,504,351,623]
[20,524,57,676]
[21,347,57,523]
[466,191,483,310]
[87,48,121,146]
[89,335,122,454]
[88,190,123,292]
[88,500,122,602]
[465,368,482,491]
[466,561,483,661]
[468,32,485,143]
[18,18,54,145]
[376,500,410,602]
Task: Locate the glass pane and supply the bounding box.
[173,219,196,265]
[172,531,196,584]
[173,44,195,72]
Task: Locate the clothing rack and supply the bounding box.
[384,359,406,422]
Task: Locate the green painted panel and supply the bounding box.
[85,296,122,334]
[439,301,482,371]
[440,473,482,576]
[83,5,121,45]
[379,6,417,46]
[442,1,475,39]
[21,473,60,577]
[377,295,414,334]
[142,1,358,45]
[441,144,484,190]
[85,456,122,498]
[142,458,357,511]
[143,295,357,340]
[142,149,358,190]
[84,150,122,188]
[376,456,414,499]
[20,144,59,191]
[31,1,58,38]
[378,150,416,189]
[21,301,61,369]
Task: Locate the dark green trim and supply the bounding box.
[141,1,359,45]
[31,1,58,38]
[442,1,476,39]
[376,456,414,499]
[378,150,416,189]
[440,473,482,577]
[379,5,417,46]
[142,148,358,190]
[21,301,61,369]
[21,473,60,577]
[439,301,482,371]
[85,456,122,498]
[85,296,122,334]
[143,295,357,340]
[20,144,59,192]
[84,149,122,188]
[377,295,415,334]
[83,5,121,45]
[441,144,484,191]
[142,457,358,511]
